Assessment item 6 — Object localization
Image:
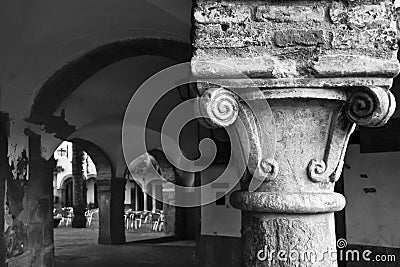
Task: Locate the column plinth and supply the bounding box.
[192,1,399,266]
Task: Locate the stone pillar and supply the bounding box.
[60,188,66,207]
[26,132,55,267]
[152,184,157,212]
[135,186,139,211]
[162,182,175,235]
[97,179,126,245]
[0,114,7,266]
[72,144,86,228]
[192,1,398,266]
[143,188,148,211]
[5,127,55,267]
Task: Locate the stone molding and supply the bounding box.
[230,192,346,214]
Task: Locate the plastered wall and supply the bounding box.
[344,144,400,247]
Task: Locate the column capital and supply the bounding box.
[192,0,399,266]
[197,84,396,187]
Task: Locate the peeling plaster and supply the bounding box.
[8,119,29,178]
[4,160,28,261]
[25,109,76,160]
[27,109,76,140]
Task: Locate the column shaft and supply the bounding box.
[72,144,86,228]
[143,189,148,211]
[152,184,157,211]
[97,179,126,245]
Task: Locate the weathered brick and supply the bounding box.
[256,5,326,23]
[194,2,252,24]
[274,30,325,47]
[192,0,398,80]
[194,23,272,48]
[194,23,328,49]
[330,2,392,28]
[332,27,397,50]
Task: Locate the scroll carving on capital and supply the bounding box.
[196,87,239,128]
[307,105,356,184]
[307,86,396,184]
[345,86,396,128]
[196,87,278,190]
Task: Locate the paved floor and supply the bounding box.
[54,226,169,252]
[55,243,197,267]
[54,223,196,267]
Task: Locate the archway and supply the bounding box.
[56,163,98,213]
[125,150,177,240]
[69,138,125,245]
[52,138,124,246]
[124,147,199,241]
[28,38,192,127]
[16,37,196,267]
[59,175,73,207]
[26,38,192,246]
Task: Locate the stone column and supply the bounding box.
[192,1,398,266]
[26,131,55,267]
[0,114,7,265]
[97,179,126,245]
[135,186,139,211]
[72,144,87,228]
[143,188,148,211]
[162,182,175,235]
[60,188,66,207]
[5,127,55,267]
[152,184,157,211]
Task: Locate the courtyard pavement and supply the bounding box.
[54,221,196,267]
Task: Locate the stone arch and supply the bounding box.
[148,148,176,184]
[148,148,197,240]
[29,38,192,123]
[127,148,178,236]
[87,174,97,180]
[59,175,73,207]
[27,37,192,246]
[70,138,113,181]
[68,138,125,245]
[59,174,73,190]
